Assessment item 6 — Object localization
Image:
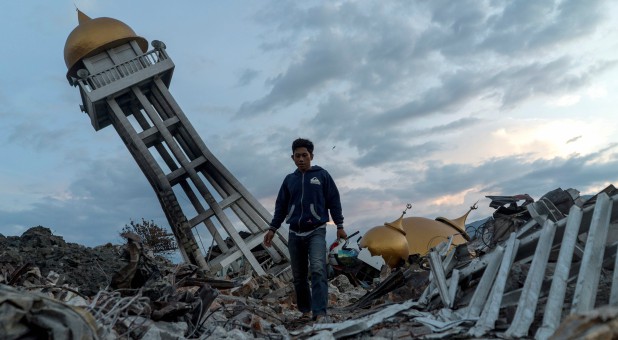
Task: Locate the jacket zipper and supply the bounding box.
[299,172,305,232]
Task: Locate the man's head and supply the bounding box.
[291,138,314,172]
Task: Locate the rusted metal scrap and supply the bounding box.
[0,284,100,340]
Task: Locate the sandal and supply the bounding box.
[297,312,312,322]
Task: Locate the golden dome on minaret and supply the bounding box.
[64,10,148,79]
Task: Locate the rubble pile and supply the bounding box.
[0,227,374,339]
[0,226,125,296]
[2,185,618,339]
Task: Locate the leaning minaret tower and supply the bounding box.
[63,10,289,276]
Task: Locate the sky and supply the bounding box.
[1,0,617,250]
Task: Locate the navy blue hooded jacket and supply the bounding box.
[270,165,343,233]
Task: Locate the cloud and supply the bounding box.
[567,136,582,144]
[415,143,618,200]
[0,156,167,246]
[338,143,618,234]
[479,0,607,55]
[417,117,483,136]
[237,32,357,116]
[206,131,294,201]
[236,68,260,87]
[238,0,617,136]
[6,121,76,152]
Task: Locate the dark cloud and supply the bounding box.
[490,143,618,195]
[337,143,618,233]
[237,32,357,116]
[6,121,76,152]
[229,1,614,183]
[417,117,483,136]
[483,0,607,55]
[236,68,260,87]
[367,69,482,128]
[239,0,616,126]
[354,140,444,168]
[0,156,167,246]
[306,96,481,169]
[491,57,616,108]
[204,129,299,200]
[386,143,618,203]
[567,136,582,144]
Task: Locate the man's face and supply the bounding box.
[292,147,313,172]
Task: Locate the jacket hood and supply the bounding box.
[294,165,324,174]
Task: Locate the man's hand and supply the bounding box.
[263,230,275,247]
[336,228,347,240]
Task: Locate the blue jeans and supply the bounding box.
[288,227,328,317]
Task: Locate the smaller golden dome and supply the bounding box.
[359,215,409,268]
[435,202,477,241]
[384,214,406,235]
[64,10,148,79]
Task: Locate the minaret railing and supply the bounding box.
[77,49,170,92]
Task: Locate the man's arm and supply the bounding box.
[324,171,343,225]
[264,178,289,247]
[270,178,290,230]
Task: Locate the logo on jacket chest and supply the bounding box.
[310,177,321,185]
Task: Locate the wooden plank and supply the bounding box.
[138,126,160,146]
[188,192,241,227]
[611,240,618,305]
[434,240,449,255]
[501,242,618,309]
[418,246,459,306]
[447,269,459,308]
[505,219,558,338]
[571,193,613,314]
[536,205,583,340]
[441,243,457,273]
[207,231,270,271]
[428,250,451,308]
[516,219,539,238]
[138,116,180,147]
[175,179,230,256]
[465,245,504,318]
[516,194,618,263]
[469,233,519,337]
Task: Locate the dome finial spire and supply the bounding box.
[76,8,91,24]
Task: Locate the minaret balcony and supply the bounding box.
[75,47,174,105]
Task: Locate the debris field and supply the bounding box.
[2,184,618,339]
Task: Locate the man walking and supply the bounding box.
[263,138,347,322]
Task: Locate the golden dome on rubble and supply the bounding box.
[64,10,147,79]
[360,204,476,267]
[401,217,469,256]
[359,214,410,268]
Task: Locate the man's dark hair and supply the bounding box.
[292,138,314,154]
